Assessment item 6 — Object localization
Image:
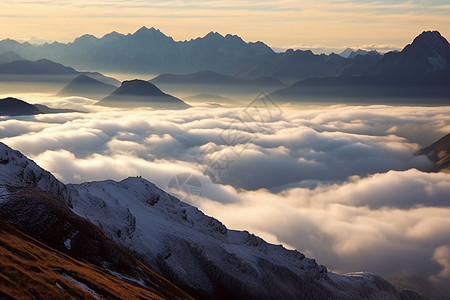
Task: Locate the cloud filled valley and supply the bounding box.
[1,95,450,296]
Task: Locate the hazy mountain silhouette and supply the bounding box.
[272,30,450,102]
[0,58,77,75]
[348,49,380,59]
[151,70,284,86]
[0,58,119,86]
[237,49,349,83]
[0,27,275,75]
[0,50,23,64]
[97,79,190,109]
[57,74,117,99]
[0,27,396,83]
[339,48,380,59]
[0,97,80,116]
[0,28,448,89]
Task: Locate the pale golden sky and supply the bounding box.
[1,0,450,52]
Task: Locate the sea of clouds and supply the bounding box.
[1,94,450,295]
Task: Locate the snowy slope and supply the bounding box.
[0,143,70,203]
[67,177,415,299]
[0,142,422,299]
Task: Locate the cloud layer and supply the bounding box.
[1,96,450,296]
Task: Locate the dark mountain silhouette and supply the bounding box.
[0,97,79,116]
[0,50,23,64]
[33,104,80,114]
[417,133,450,172]
[271,31,450,102]
[151,70,284,86]
[0,58,119,86]
[97,80,190,109]
[237,49,349,83]
[339,52,383,76]
[57,74,117,99]
[0,97,40,116]
[363,31,450,79]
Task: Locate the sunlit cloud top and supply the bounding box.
[0,0,449,52]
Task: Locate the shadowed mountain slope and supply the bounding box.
[97,79,190,109]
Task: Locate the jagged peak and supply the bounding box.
[134,26,163,35]
[204,31,223,39]
[409,30,450,49]
[101,30,123,40]
[73,34,98,43]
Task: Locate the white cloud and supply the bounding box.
[2,95,450,295]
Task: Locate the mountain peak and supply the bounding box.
[0,97,40,116]
[117,79,166,96]
[134,26,162,35]
[135,25,149,33]
[204,31,223,39]
[411,30,449,48]
[404,30,450,71]
[101,31,123,41]
[97,80,190,109]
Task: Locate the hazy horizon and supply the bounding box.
[1,1,449,54]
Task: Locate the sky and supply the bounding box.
[1,0,450,53]
[1,94,450,297]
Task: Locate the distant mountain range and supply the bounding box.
[0,28,448,103]
[271,31,450,102]
[0,27,274,75]
[0,26,383,82]
[151,70,284,86]
[339,48,380,59]
[0,142,424,299]
[97,79,190,109]
[0,97,79,116]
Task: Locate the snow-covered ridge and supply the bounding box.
[0,142,422,299]
[0,142,70,204]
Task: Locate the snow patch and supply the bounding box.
[60,273,100,299]
[64,231,78,250]
[106,269,148,289]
